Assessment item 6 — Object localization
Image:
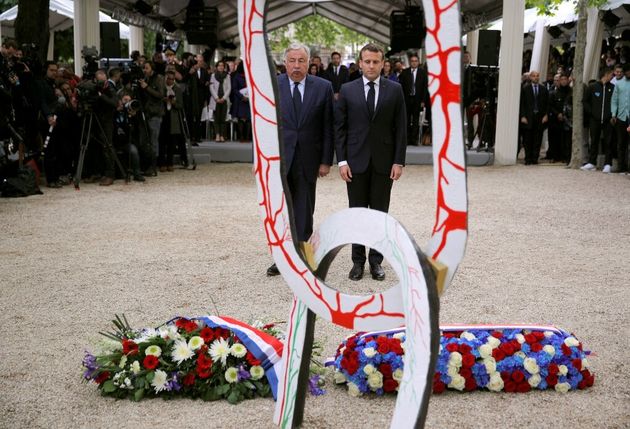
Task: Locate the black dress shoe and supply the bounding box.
[266,263,280,276]
[370,263,385,281]
[349,263,364,281]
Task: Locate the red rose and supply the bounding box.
[578,379,588,390]
[462,354,476,368]
[491,331,503,339]
[561,343,572,356]
[389,341,404,355]
[219,328,230,339]
[511,370,525,383]
[262,323,275,330]
[581,370,594,387]
[377,343,390,354]
[197,353,213,370]
[122,339,138,355]
[460,368,472,379]
[184,321,198,333]
[196,366,212,379]
[532,331,545,340]
[464,377,477,391]
[183,373,195,386]
[546,374,558,386]
[511,340,521,352]
[443,333,456,339]
[531,342,543,352]
[345,359,359,375]
[383,379,398,393]
[504,380,517,392]
[379,364,393,378]
[94,371,110,385]
[433,380,446,394]
[175,318,188,329]
[548,363,559,376]
[446,343,459,353]
[517,382,531,393]
[459,344,472,354]
[200,327,215,342]
[572,358,582,371]
[499,343,513,356]
[143,355,159,370]
[492,348,506,361]
[500,371,511,382]
[246,351,261,366]
[524,334,537,345]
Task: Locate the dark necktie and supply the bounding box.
[533,84,539,113]
[293,81,302,118]
[411,69,416,96]
[367,81,375,119]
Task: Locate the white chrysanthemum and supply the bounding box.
[524,357,540,374]
[136,328,158,343]
[225,367,239,384]
[555,382,571,393]
[401,341,406,351]
[131,361,141,374]
[543,345,556,356]
[392,368,404,382]
[334,371,347,384]
[484,358,496,374]
[564,337,580,348]
[479,344,493,359]
[348,382,362,397]
[544,331,555,338]
[151,369,168,393]
[393,332,405,340]
[188,336,204,351]
[363,364,376,375]
[461,331,476,341]
[528,374,541,388]
[145,345,162,357]
[172,339,193,365]
[362,347,377,358]
[250,365,265,380]
[159,325,181,340]
[582,358,589,369]
[487,373,504,392]
[367,372,383,390]
[124,377,132,389]
[486,336,500,349]
[230,343,247,358]
[514,351,526,359]
[515,334,526,344]
[558,365,568,376]
[119,355,128,369]
[210,338,231,367]
[449,351,462,367]
[448,374,465,391]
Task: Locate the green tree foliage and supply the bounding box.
[0,0,18,14]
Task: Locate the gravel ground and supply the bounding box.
[1,163,629,429]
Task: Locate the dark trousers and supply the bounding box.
[547,121,562,161]
[346,161,393,266]
[561,126,573,165]
[588,119,613,166]
[614,119,629,173]
[405,97,421,145]
[214,102,228,138]
[522,113,545,163]
[287,149,315,242]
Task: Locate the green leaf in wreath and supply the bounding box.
[145,371,155,383]
[102,380,117,393]
[134,389,145,401]
[242,380,255,390]
[227,390,239,405]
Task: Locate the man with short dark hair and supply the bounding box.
[139,61,165,175]
[335,43,407,282]
[610,63,630,175]
[581,68,614,172]
[324,51,348,99]
[520,70,549,165]
[398,53,428,146]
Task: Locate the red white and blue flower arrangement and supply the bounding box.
[328,325,595,396]
[82,315,290,403]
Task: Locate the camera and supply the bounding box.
[124,99,141,112]
[81,46,100,80]
[76,79,105,111]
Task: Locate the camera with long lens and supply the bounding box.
[76,79,105,112]
[81,46,100,80]
[124,99,141,116]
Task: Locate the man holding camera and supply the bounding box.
[138,61,165,176]
[92,69,119,186]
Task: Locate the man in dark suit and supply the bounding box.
[324,51,349,100]
[267,43,335,276]
[398,53,428,146]
[184,54,209,143]
[520,70,549,164]
[335,43,407,281]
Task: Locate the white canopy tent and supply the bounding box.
[0,0,130,60]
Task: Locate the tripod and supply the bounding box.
[476,99,496,153]
[74,110,128,189]
[178,109,197,170]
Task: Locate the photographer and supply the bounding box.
[138,61,165,176]
[37,61,63,187]
[114,94,145,182]
[89,69,118,186]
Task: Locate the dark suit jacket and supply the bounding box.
[398,66,428,105]
[334,77,407,175]
[277,73,334,182]
[519,83,549,130]
[324,64,349,94]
